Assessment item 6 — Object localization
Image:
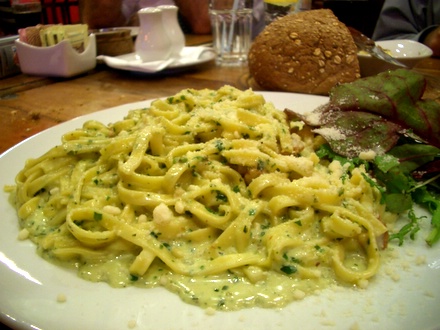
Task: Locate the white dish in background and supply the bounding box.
[357,39,433,76]
[98,46,215,74]
[0,92,439,330]
[15,34,97,78]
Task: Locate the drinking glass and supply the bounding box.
[209,0,254,66]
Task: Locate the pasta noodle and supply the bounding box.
[8,86,397,310]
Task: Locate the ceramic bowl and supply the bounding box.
[15,34,97,77]
[357,39,433,76]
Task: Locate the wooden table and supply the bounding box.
[1,34,440,155]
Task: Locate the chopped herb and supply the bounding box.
[290,256,301,264]
[162,242,171,250]
[215,140,225,151]
[257,159,266,171]
[314,245,324,252]
[150,231,161,239]
[215,190,228,202]
[280,265,297,275]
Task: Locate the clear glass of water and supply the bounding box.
[209,0,254,66]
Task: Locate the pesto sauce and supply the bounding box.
[76,258,337,310]
[22,206,362,311]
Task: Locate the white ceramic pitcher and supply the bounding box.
[135,7,172,62]
[157,5,185,58]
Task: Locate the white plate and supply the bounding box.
[98,46,215,74]
[1,92,439,330]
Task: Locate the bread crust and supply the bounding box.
[248,9,360,95]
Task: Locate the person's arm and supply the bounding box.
[372,0,425,41]
[174,0,211,34]
[80,0,127,29]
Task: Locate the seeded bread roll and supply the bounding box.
[248,9,360,95]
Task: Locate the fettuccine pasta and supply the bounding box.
[7,86,396,310]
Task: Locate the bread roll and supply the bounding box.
[248,9,360,95]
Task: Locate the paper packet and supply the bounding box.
[40,24,89,52]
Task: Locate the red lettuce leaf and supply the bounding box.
[412,159,440,181]
[312,110,401,158]
[285,69,440,158]
[327,69,440,149]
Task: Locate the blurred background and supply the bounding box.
[322,0,384,38]
[0,0,384,38]
[0,0,80,36]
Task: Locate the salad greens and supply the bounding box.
[327,69,440,150]
[287,69,440,246]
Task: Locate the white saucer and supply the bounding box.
[97,46,215,74]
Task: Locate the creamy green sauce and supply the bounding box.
[20,195,362,311]
[22,203,356,311]
[74,257,337,310]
